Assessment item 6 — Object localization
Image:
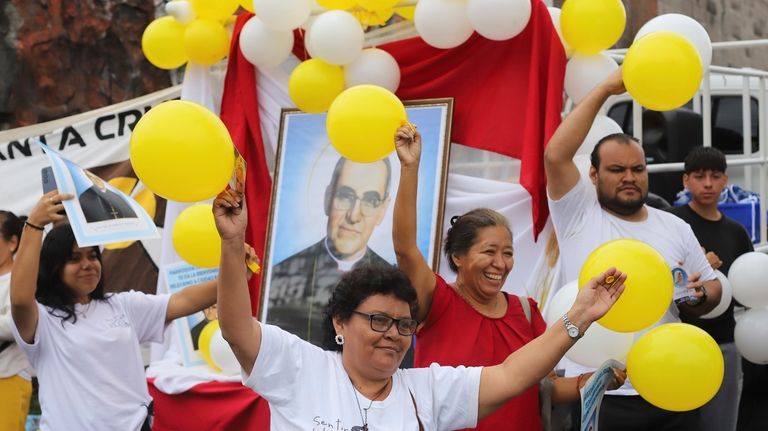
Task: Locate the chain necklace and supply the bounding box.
[349,376,391,431]
[454,280,501,316]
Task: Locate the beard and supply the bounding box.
[597,188,647,216]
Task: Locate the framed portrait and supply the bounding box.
[261,98,453,346]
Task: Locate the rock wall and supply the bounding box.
[0,0,171,130]
[660,0,768,69]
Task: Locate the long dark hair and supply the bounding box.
[37,224,107,323]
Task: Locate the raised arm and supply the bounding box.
[11,191,72,343]
[477,268,626,419]
[393,123,437,322]
[213,189,261,376]
[544,69,626,200]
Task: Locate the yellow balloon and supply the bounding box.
[189,0,240,21]
[183,19,230,66]
[142,16,188,70]
[239,0,255,13]
[628,323,724,411]
[578,239,673,333]
[352,8,395,28]
[198,319,220,371]
[394,6,416,21]
[326,85,407,163]
[318,0,356,9]
[356,0,398,11]
[130,100,235,202]
[288,59,346,113]
[623,31,703,111]
[561,0,626,54]
[173,204,221,268]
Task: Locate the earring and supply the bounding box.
[334,334,345,345]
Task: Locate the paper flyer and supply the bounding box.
[580,359,625,431]
[35,140,159,247]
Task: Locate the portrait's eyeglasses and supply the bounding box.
[352,311,418,336]
[332,188,383,217]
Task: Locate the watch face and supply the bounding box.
[568,326,580,338]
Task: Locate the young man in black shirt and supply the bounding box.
[668,147,758,431]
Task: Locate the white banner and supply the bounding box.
[0,86,181,215]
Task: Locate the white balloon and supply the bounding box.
[415,0,474,49]
[239,16,294,68]
[344,48,401,92]
[700,270,732,319]
[253,0,312,31]
[166,1,195,24]
[565,53,619,104]
[577,115,623,156]
[466,0,531,41]
[307,10,364,65]
[729,252,768,309]
[544,280,634,368]
[734,309,768,364]
[635,13,712,67]
[546,7,572,57]
[209,329,241,374]
[566,322,634,368]
[544,280,578,325]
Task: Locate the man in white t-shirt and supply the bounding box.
[543,69,722,430]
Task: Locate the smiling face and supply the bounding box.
[326,160,390,261]
[333,293,412,380]
[452,226,514,299]
[591,140,649,217]
[60,245,102,304]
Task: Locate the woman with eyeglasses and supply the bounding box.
[214,187,626,430]
[392,124,625,430]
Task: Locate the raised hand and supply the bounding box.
[599,68,626,96]
[394,122,422,168]
[213,189,246,241]
[569,267,626,329]
[28,191,73,227]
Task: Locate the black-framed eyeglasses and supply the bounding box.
[332,187,383,217]
[351,311,418,336]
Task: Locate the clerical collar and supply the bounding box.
[324,238,364,271]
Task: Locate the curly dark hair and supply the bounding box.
[443,208,512,272]
[322,265,418,352]
[37,224,107,324]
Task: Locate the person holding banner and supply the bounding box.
[392,124,624,431]
[0,211,32,431]
[213,186,627,430]
[8,190,248,431]
[543,68,721,430]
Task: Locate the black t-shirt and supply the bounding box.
[666,204,754,343]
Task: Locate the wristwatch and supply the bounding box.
[562,313,582,340]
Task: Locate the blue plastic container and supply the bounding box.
[719,201,761,243]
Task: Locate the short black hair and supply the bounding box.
[590,133,641,169]
[328,157,392,200]
[37,224,107,324]
[322,265,418,352]
[684,147,727,174]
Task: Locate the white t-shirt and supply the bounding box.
[246,323,482,431]
[0,272,31,378]
[11,291,170,431]
[549,177,715,394]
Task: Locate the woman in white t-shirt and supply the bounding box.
[212,188,628,430]
[9,191,228,431]
[0,210,33,431]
